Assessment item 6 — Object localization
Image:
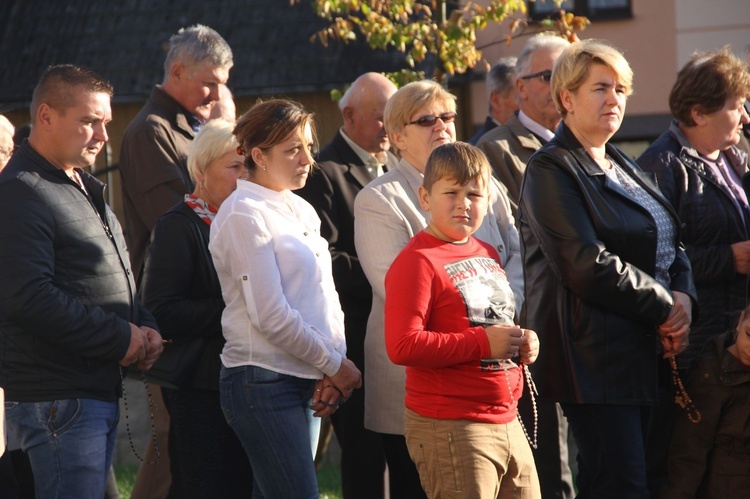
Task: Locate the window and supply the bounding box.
[527,0,632,21]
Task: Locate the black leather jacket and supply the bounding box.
[139,201,225,390]
[519,123,697,405]
[0,141,157,402]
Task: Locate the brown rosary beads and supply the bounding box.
[669,357,702,423]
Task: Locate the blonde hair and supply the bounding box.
[384,80,456,138]
[423,142,490,193]
[187,119,239,183]
[551,39,633,119]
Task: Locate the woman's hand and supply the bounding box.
[519,328,540,365]
[658,291,692,358]
[485,324,524,359]
[310,376,346,417]
[329,358,362,401]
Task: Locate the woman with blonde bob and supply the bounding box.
[210,99,362,499]
[140,118,253,496]
[519,40,697,497]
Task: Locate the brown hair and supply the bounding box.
[233,99,316,171]
[669,46,750,127]
[423,142,490,193]
[30,64,113,124]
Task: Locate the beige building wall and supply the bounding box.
[468,0,750,142]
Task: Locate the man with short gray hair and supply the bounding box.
[469,56,518,144]
[120,24,233,275]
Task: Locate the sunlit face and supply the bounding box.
[196,149,246,208]
[730,312,750,366]
[345,91,394,154]
[45,91,111,171]
[253,123,314,192]
[392,102,456,172]
[175,60,230,121]
[699,96,750,152]
[518,47,564,131]
[418,176,488,244]
[562,63,628,145]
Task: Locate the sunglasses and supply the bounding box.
[407,112,457,127]
[520,70,552,83]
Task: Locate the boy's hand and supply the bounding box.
[485,324,524,359]
[519,328,539,365]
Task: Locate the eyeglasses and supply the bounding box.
[520,70,552,83]
[407,112,457,127]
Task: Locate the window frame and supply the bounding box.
[526,0,633,21]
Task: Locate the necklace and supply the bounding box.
[669,357,701,423]
[503,361,539,449]
[119,367,162,463]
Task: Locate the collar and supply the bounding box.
[519,110,554,142]
[339,128,387,165]
[151,85,201,137]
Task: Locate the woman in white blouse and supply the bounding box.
[209,99,362,499]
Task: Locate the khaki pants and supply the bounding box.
[404,410,540,499]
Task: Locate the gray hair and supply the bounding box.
[163,24,233,78]
[486,57,517,99]
[516,35,570,77]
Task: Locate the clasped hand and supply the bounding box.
[485,324,540,365]
[659,291,692,358]
[120,323,164,371]
[310,358,362,417]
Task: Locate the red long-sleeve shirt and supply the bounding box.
[385,231,522,424]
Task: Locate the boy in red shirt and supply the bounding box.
[385,142,540,498]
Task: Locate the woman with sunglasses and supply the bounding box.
[519,39,697,497]
[353,79,523,498]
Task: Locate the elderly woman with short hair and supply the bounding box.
[140,119,252,497]
[354,80,523,498]
[519,39,697,497]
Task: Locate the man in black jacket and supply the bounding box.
[297,72,396,499]
[0,65,162,498]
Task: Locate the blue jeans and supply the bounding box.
[220,365,321,499]
[4,398,119,499]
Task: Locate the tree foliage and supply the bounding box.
[292,0,589,83]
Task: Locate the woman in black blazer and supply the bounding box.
[519,39,697,498]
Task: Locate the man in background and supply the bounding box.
[477,35,569,220]
[297,72,397,499]
[119,23,233,276]
[469,57,518,144]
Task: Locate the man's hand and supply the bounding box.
[731,241,750,274]
[137,326,163,371]
[120,323,147,366]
